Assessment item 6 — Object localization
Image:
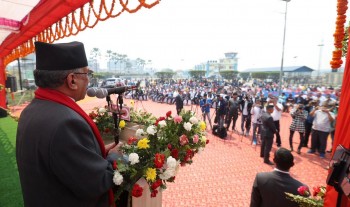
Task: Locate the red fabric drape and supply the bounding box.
[0,58,6,108]
[324,46,350,206]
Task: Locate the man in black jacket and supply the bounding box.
[260,104,277,165]
[175,89,184,115]
[16,41,119,207]
[250,147,307,207]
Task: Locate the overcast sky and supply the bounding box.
[60,0,344,72]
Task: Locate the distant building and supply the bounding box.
[241,65,314,84]
[324,71,343,86]
[194,52,239,78]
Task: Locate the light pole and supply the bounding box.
[279,0,291,95]
[317,42,324,85]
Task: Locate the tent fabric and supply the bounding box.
[324,37,350,207]
[0,0,90,108]
[0,0,40,45]
[0,0,160,108]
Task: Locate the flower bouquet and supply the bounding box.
[112,109,208,205]
[89,107,126,144]
[285,185,326,207]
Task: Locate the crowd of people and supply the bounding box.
[15,41,340,207]
[125,78,339,162]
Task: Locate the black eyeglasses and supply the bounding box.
[73,72,93,79]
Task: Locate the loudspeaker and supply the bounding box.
[0,107,7,118]
[5,76,17,92]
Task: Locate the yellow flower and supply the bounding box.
[137,138,150,149]
[119,120,126,129]
[130,100,135,107]
[145,168,157,182]
[199,121,206,131]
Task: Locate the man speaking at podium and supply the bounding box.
[16,41,119,207]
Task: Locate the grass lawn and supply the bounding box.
[0,117,23,207]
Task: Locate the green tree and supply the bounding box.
[89,48,101,72]
[251,72,269,80]
[155,71,175,80]
[239,72,250,81]
[188,70,205,79]
[219,70,238,80]
[106,50,113,71]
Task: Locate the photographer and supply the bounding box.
[303,100,318,147]
[251,99,263,145]
[270,97,283,147]
[225,92,240,131]
[239,93,253,136]
[289,104,308,154]
[216,95,227,128]
[308,103,335,158]
[199,93,213,130]
[192,89,201,105]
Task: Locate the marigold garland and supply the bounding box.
[3,0,160,66]
[330,0,348,71]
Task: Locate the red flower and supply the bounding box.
[132,184,143,197]
[167,144,172,150]
[206,139,210,144]
[154,153,165,168]
[171,149,179,159]
[127,137,138,145]
[166,111,171,117]
[313,186,321,197]
[151,179,162,190]
[297,186,310,196]
[158,116,166,121]
[151,189,158,197]
[104,128,110,133]
[89,112,97,119]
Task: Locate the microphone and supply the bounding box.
[87,86,138,99]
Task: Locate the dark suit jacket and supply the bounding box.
[16,99,116,207]
[261,112,276,138]
[250,170,306,207]
[175,94,183,110]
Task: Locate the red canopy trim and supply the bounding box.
[1,0,160,67]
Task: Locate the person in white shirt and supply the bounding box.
[251,99,263,145]
[307,103,335,158]
[270,97,283,147]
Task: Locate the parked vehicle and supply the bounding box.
[22,79,36,90]
[101,78,124,88]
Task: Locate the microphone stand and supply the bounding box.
[113,93,124,145]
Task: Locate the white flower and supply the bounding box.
[200,136,207,143]
[183,122,193,131]
[197,147,204,154]
[135,129,145,138]
[189,116,198,125]
[166,156,177,169]
[128,153,140,165]
[98,107,106,113]
[113,171,123,185]
[147,125,157,135]
[93,119,97,123]
[158,120,167,128]
[159,168,176,180]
